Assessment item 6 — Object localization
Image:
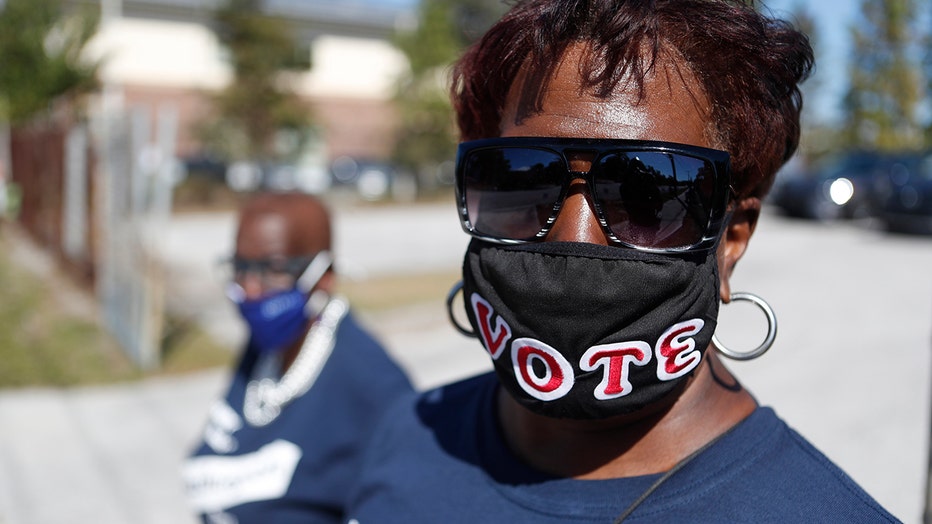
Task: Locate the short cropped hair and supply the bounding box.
[450,0,814,200]
[238,191,332,254]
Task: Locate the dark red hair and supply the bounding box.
[450,0,814,199]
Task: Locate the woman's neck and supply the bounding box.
[496,353,757,479]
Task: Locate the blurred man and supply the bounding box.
[183,192,413,523]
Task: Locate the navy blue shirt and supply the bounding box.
[184,312,414,524]
[345,372,898,523]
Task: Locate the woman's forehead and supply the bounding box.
[500,43,714,148]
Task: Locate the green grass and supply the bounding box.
[0,226,233,388]
[340,270,461,312]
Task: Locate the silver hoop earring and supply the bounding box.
[712,292,777,361]
[446,281,477,337]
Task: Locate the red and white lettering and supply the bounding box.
[511,338,574,401]
[580,341,652,400]
[470,293,511,360]
[655,319,704,381]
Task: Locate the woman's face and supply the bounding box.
[499,43,715,245]
[499,43,754,299]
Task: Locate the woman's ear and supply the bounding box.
[718,198,761,303]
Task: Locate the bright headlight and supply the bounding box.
[829,178,855,205]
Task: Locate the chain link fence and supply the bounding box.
[7,98,179,370]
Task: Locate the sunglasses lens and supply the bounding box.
[593,152,716,249]
[229,256,311,292]
[457,139,726,251]
[463,148,565,240]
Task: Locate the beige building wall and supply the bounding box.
[84,17,408,163]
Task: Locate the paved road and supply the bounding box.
[1,203,930,523]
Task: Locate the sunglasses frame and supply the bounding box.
[455,136,733,253]
[227,254,317,288]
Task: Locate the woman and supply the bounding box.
[345,0,898,522]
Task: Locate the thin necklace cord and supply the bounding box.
[612,421,742,523]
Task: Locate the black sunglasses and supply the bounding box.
[455,137,732,252]
[229,255,316,281]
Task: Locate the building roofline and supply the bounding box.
[67,0,414,40]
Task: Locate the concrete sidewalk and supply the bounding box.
[0,305,488,524]
[0,370,226,524]
[1,207,931,523]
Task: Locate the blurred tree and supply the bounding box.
[391,0,506,192]
[924,2,932,146]
[842,0,925,151]
[0,0,99,124]
[204,0,312,162]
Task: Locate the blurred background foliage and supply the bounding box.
[390,0,506,186]
[0,0,99,124]
[197,0,314,164]
[842,0,926,152]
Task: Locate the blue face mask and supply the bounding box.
[228,251,333,354]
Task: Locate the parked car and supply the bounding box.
[330,156,398,200]
[180,151,228,184]
[225,159,331,195]
[872,152,932,235]
[769,151,891,221]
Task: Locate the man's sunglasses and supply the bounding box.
[454,137,732,252]
[230,255,315,280]
[222,255,318,293]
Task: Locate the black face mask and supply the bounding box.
[461,239,721,419]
